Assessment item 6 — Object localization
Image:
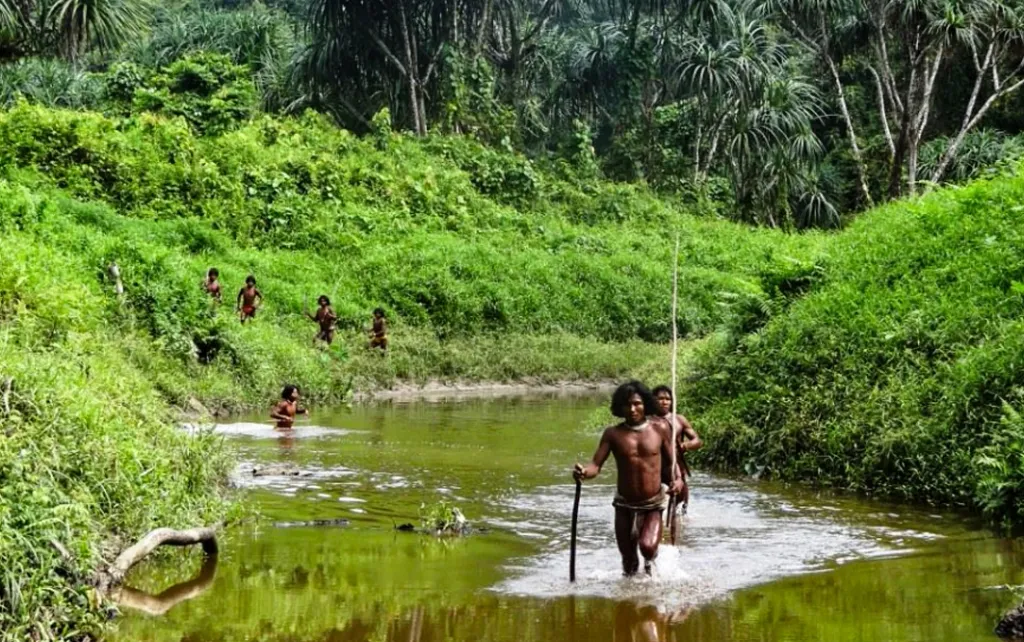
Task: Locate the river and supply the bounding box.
[110,393,1024,641]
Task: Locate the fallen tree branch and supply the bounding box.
[98,524,220,594]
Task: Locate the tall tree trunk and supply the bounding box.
[398,2,424,135]
[826,56,874,207]
[887,83,913,200]
[475,0,493,55]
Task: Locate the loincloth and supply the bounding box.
[241,305,256,317]
[317,328,335,341]
[614,485,668,539]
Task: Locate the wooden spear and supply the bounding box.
[668,235,681,544]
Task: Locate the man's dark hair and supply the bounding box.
[373,307,385,317]
[281,384,299,400]
[208,267,219,278]
[652,385,673,400]
[246,274,256,285]
[319,295,331,306]
[610,380,658,419]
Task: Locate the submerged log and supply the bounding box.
[98,524,220,593]
[996,601,1024,639]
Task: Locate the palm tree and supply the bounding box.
[47,0,150,61]
[0,0,149,60]
[673,0,832,226]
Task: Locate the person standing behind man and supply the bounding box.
[652,385,703,513]
[237,275,263,324]
[573,381,683,576]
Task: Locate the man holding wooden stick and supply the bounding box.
[573,381,683,576]
[653,386,703,534]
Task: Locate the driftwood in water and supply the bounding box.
[112,554,218,616]
[98,524,220,593]
[997,601,1024,639]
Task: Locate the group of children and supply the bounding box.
[202,268,388,351]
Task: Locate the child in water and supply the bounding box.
[270,385,307,430]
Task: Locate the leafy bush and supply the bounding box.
[0,202,232,639]
[973,402,1024,528]
[919,129,1024,185]
[0,58,104,109]
[132,52,256,135]
[682,168,1024,523]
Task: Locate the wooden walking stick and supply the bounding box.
[570,477,582,582]
[669,235,681,545]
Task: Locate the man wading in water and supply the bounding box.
[652,385,703,513]
[573,381,683,576]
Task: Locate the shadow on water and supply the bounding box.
[111,395,1024,642]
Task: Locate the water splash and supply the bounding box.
[490,474,939,611]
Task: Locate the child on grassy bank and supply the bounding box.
[237,275,263,323]
[306,295,338,345]
[369,308,388,352]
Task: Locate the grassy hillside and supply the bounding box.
[0,101,824,407]
[683,170,1024,527]
[0,100,821,639]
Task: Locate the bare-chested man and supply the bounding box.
[306,295,337,345]
[236,275,263,324]
[270,385,307,430]
[652,385,703,511]
[573,381,683,576]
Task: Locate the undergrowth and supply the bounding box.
[0,99,821,638]
[681,172,1024,527]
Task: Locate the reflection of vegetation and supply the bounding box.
[113,529,1024,642]
[113,528,529,641]
[114,554,218,617]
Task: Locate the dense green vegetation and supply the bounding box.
[682,169,1024,528]
[7,0,1024,228]
[0,84,821,637]
[6,0,1024,638]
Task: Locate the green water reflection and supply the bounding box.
[111,395,1024,642]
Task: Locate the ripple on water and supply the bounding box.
[182,422,356,440]
[490,474,940,611]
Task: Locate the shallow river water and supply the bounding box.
[111,394,1024,642]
